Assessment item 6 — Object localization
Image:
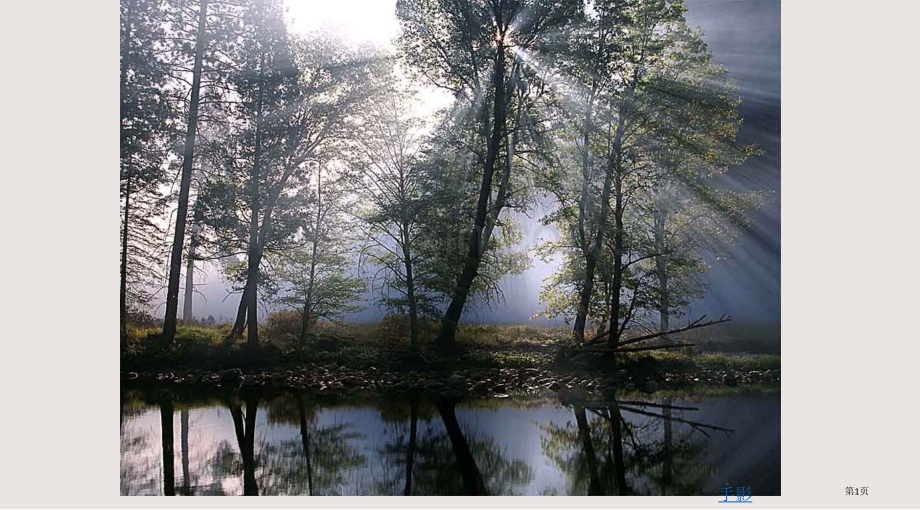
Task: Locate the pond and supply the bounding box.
[120,386,779,496]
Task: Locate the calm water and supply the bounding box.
[120,388,779,496]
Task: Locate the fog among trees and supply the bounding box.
[120,0,776,349]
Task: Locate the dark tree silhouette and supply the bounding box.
[161,0,208,344]
[229,394,260,495]
[159,400,175,496]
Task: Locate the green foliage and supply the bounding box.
[268,162,366,335]
[348,80,443,328]
[262,310,303,344]
[120,0,178,314]
[121,0,774,356]
[533,0,766,336]
[274,246,366,327]
[193,18,386,334]
[416,123,532,305]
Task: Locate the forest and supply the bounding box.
[120,0,777,388]
[119,0,782,497]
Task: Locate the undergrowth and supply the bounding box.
[122,315,780,376]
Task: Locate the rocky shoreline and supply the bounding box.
[121,362,780,398]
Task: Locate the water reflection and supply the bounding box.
[120,387,779,496]
[542,397,732,495]
[160,400,175,495]
[259,393,365,495]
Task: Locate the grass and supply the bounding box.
[125,324,231,348]
[122,319,779,377]
[122,323,267,370]
[678,322,780,355]
[642,351,782,372]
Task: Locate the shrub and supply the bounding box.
[378,313,409,343]
[126,309,160,328]
[263,310,303,346]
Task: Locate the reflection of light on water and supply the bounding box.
[120,392,779,496]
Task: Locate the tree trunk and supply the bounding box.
[245,228,260,348]
[299,168,322,342]
[403,399,418,496]
[160,401,175,496]
[298,292,312,341]
[480,72,520,258]
[120,176,131,347]
[654,196,670,341]
[245,45,266,347]
[574,405,602,495]
[228,158,306,341]
[437,29,507,348]
[182,254,194,323]
[576,92,595,256]
[297,398,314,496]
[573,120,623,344]
[228,174,293,341]
[228,286,249,341]
[572,94,597,344]
[437,400,486,495]
[573,251,600,343]
[574,76,636,344]
[181,409,190,495]
[606,176,624,349]
[227,178,290,341]
[182,223,198,322]
[162,0,208,344]
[403,232,419,351]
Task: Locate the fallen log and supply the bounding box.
[583,314,731,347]
[568,343,695,354]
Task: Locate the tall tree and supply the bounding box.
[182,207,202,322]
[562,0,689,345]
[120,0,175,343]
[350,83,434,350]
[397,0,580,347]
[209,28,381,346]
[638,24,763,337]
[418,112,531,321]
[597,10,761,345]
[272,163,365,341]
[537,0,759,347]
[161,0,209,344]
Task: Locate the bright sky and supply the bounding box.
[284,0,401,49]
[283,0,453,118]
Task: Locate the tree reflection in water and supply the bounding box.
[120,397,159,496]
[374,395,533,495]
[120,388,750,496]
[540,394,731,496]
[159,399,175,496]
[257,393,367,495]
[227,393,259,495]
